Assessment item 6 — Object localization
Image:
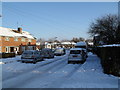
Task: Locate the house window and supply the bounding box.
[6,47,8,52]
[14,37,18,41]
[0,37,1,41]
[21,38,25,42]
[28,39,32,42]
[5,37,10,41]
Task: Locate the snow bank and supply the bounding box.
[98,44,120,47]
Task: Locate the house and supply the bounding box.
[0,27,36,54]
[44,41,76,49]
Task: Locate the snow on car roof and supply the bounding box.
[75,42,87,46]
[0,27,35,39]
[70,48,85,50]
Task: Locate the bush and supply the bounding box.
[0,53,15,58]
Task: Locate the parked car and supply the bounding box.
[54,48,66,56]
[68,48,87,64]
[21,50,43,64]
[41,48,54,59]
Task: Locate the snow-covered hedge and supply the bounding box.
[94,45,120,77]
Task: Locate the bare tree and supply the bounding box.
[88,14,119,44]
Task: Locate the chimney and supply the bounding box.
[18,27,22,33]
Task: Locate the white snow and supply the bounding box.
[0,27,35,39]
[98,44,120,47]
[2,52,118,88]
[75,41,87,46]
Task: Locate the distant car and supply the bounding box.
[21,50,43,64]
[41,48,54,59]
[68,48,87,64]
[54,48,66,56]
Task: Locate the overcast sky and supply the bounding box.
[2,2,118,40]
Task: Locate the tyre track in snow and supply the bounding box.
[2,55,68,82]
[43,64,82,88]
[16,63,83,88]
[2,55,69,88]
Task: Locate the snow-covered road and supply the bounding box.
[2,52,118,88]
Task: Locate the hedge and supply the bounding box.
[94,46,120,77]
[0,53,15,58]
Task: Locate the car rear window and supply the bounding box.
[70,50,81,54]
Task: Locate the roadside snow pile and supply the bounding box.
[1,55,21,64]
[98,44,120,47]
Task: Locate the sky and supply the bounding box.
[2,2,118,40]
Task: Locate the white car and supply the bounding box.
[68,48,87,64]
[41,48,54,59]
[54,48,66,56]
[21,50,43,64]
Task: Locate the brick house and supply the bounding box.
[0,27,36,54]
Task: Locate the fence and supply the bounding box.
[94,45,120,77]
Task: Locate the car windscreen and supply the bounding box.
[70,50,81,54]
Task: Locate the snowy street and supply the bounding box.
[2,52,118,88]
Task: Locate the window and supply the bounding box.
[28,39,32,42]
[70,50,81,54]
[21,38,25,42]
[6,47,8,52]
[5,37,10,41]
[0,37,1,41]
[14,37,18,41]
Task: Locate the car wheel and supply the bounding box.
[33,58,37,64]
[81,60,84,64]
[52,56,54,58]
[68,61,70,64]
[22,61,24,63]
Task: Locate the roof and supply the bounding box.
[61,42,76,45]
[0,27,35,39]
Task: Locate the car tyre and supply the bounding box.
[22,61,24,63]
[33,58,37,64]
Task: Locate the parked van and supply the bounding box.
[41,48,54,59]
[68,48,87,64]
[75,41,87,49]
[54,48,66,56]
[21,50,43,64]
[75,41,88,57]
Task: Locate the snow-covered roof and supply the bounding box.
[75,42,87,46]
[0,27,35,39]
[61,42,76,45]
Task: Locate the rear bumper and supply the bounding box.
[21,58,34,62]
